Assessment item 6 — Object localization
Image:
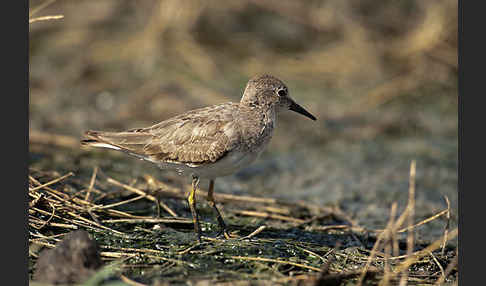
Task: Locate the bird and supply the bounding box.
[81,74,316,242]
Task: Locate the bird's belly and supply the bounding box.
[156,128,273,179]
[189,147,263,179]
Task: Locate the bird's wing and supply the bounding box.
[81,103,240,165]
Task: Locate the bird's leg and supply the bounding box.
[188,175,202,242]
[207,179,230,239]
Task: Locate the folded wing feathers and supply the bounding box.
[81,103,239,165]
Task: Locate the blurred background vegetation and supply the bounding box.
[29,0,457,242]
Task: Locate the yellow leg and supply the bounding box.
[188,176,202,242]
[207,179,230,239]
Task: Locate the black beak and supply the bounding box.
[289,101,316,121]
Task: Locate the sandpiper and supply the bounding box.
[81,74,316,241]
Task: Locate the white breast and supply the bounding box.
[188,144,266,179]
[155,141,269,179]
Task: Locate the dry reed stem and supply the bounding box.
[29,240,56,249]
[30,207,77,228]
[146,174,279,204]
[99,209,152,219]
[101,245,167,256]
[101,218,192,224]
[107,177,178,217]
[429,251,446,282]
[387,227,458,281]
[232,209,306,224]
[395,209,449,233]
[29,176,70,200]
[260,206,291,215]
[29,232,67,241]
[29,162,456,284]
[356,232,385,285]
[100,251,195,267]
[66,210,125,235]
[85,166,98,201]
[91,195,147,210]
[29,192,43,208]
[29,171,164,235]
[29,172,74,192]
[31,179,131,234]
[441,195,451,255]
[36,201,56,230]
[211,189,278,204]
[230,256,322,272]
[434,250,458,285]
[239,225,267,240]
[357,201,398,286]
[399,160,416,286]
[305,224,364,232]
[352,207,446,237]
[358,245,440,263]
[29,15,64,24]
[294,245,327,263]
[30,221,77,230]
[29,0,58,17]
[379,203,397,286]
[177,243,206,255]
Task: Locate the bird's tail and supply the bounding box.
[80,130,123,151]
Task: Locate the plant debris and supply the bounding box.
[28,160,457,285]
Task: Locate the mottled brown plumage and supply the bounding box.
[81,74,316,241]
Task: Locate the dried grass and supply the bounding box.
[28,160,457,285]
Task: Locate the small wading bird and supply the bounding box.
[81,74,316,242]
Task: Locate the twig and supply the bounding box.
[379,203,397,286]
[100,251,195,267]
[239,225,267,240]
[434,250,458,285]
[29,240,56,249]
[230,256,322,272]
[441,195,451,255]
[66,211,125,235]
[102,218,192,224]
[260,206,291,215]
[29,0,58,17]
[101,245,167,256]
[29,15,64,24]
[145,174,278,204]
[85,167,98,201]
[399,160,416,286]
[295,245,328,263]
[305,224,365,232]
[357,202,397,286]
[29,175,70,200]
[37,201,56,230]
[232,210,306,224]
[388,228,458,281]
[395,209,448,233]
[107,177,178,217]
[29,172,74,192]
[91,195,147,210]
[429,251,445,282]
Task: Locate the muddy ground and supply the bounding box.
[29,1,458,285]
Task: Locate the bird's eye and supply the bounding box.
[278,89,287,96]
